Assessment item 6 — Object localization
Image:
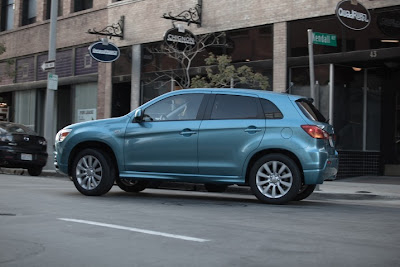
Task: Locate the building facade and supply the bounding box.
[0,0,399,176]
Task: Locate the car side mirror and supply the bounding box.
[134,109,143,122]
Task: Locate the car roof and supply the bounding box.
[173,88,305,101]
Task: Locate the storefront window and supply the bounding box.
[13,89,36,129]
[333,66,381,151]
[74,83,97,123]
[142,25,273,73]
[290,65,330,119]
[141,25,273,102]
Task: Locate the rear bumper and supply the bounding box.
[0,150,48,169]
[303,156,339,184]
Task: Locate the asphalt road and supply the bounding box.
[1,173,399,267]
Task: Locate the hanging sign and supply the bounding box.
[336,0,371,31]
[164,27,196,51]
[88,41,120,63]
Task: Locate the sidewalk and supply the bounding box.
[1,168,400,201]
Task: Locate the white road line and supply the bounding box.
[58,218,210,243]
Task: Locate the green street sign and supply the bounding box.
[313,32,337,47]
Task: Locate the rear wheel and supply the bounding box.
[116,178,148,192]
[293,184,317,201]
[249,154,301,204]
[71,148,115,196]
[28,167,42,176]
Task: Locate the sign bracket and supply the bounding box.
[87,16,124,40]
[162,0,202,27]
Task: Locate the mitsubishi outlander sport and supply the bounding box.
[55,88,338,204]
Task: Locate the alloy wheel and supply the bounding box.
[76,155,103,190]
[256,160,293,198]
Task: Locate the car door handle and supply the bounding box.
[244,127,262,134]
[180,129,197,136]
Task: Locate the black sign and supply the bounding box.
[377,11,400,38]
[164,28,196,51]
[336,0,371,31]
[88,41,121,63]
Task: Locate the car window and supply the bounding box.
[260,99,283,119]
[143,93,204,121]
[0,123,36,135]
[296,99,327,122]
[210,94,259,120]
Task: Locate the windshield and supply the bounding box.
[296,99,327,123]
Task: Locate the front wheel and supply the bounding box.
[249,154,301,204]
[116,178,148,192]
[71,148,115,196]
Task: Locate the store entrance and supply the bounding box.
[382,66,400,175]
[111,82,131,117]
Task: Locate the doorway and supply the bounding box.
[111,82,131,117]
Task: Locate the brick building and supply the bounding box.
[0,0,399,176]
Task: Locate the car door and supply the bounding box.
[198,93,266,177]
[124,93,206,174]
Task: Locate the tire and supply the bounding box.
[293,184,317,201]
[249,154,301,204]
[116,178,148,192]
[204,184,228,193]
[28,167,42,176]
[71,148,115,196]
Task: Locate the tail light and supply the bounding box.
[301,125,329,139]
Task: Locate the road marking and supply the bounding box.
[58,218,210,242]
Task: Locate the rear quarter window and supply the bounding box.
[296,100,326,122]
[260,99,283,119]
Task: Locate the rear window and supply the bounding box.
[296,99,327,122]
[0,123,37,135]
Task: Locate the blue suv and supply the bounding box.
[55,88,338,204]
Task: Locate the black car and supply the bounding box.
[0,122,48,176]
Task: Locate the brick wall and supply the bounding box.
[1,0,398,61]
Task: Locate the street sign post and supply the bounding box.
[313,32,337,47]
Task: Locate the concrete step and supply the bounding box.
[384,164,400,176]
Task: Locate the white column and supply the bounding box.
[131,44,142,109]
[273,22,288,92]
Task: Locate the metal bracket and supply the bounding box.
[162,0,202,27]
[87,16,124,40]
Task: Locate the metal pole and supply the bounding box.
[329,64,334,125]
[307,29,315,101]
[363,68,368,151]
[43,0,58,170]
